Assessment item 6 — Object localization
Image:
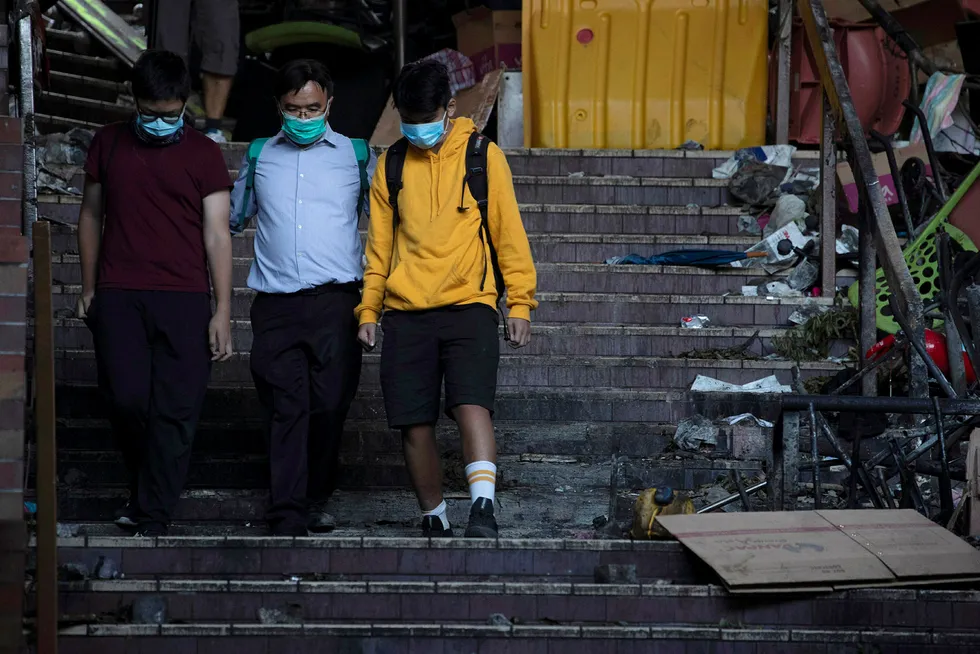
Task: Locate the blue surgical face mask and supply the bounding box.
[400,112,448,149]
[135,112,184,141]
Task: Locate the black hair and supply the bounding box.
[276,59,334,100]
[131,50,191,103]
[392,59,452,116]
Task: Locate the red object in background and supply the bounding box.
[770,21,911,145]
[866,329,977,384]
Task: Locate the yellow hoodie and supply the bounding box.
[356,118,538,324]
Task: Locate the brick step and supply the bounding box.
[54,349,841,390]
[49,449,761,493]
[45,28,94,54]
[55,622,972,653]
[55,488,616,536]
[46,50,123,78]
[50,322,800,358]
[51,257,786,294]
[48,71,127,104]
[42,200,752,235]
[36,113,104,135]
[50,286,835,326]
[55,385,786,425]
[49,579,980,633]
[217,142,819,179]
[54,416,698,456]
[37,90,132,127]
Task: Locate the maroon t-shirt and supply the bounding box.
[84,122,231,293]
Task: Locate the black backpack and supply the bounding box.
[384,132,506,304]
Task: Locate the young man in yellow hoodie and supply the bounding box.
[356,60,537,538]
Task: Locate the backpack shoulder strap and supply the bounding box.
[238,137,269,228]
[463,132,505,302]
[351,138,370,216]
[385,138,409,231]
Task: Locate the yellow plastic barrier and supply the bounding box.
[522,0,769,150]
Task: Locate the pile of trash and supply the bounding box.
[36,128,95,196]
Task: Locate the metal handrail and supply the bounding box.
[796,0,929,399]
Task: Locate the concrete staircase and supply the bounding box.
[38,2,142,133]
[42,146,842,534]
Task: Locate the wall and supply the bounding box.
[0,15,26,654]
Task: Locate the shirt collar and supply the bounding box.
[272,120,339,148]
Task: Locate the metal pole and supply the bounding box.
[33,219,58,654]
[857,204,877,397]
[820,93,837,299]
[798,0,928,400]
[698,480,768,514]
[810,403,822,509]
[855,0,937,76]
[17,7,36,240]
[783,394,980,414]
[393,0,406,73]
[775,0,793,144]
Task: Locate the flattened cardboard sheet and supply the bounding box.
[658,510,980,593]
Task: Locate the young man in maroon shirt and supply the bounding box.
[76,50,234,536]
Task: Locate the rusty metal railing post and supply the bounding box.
[33,219,58,654]
[798,0,928,399]
[775,0,794,144]
[819,93,837,302]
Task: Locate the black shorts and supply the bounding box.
[380,304,500,429]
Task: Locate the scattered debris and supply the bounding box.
[131,596,168,625]
[677,140,704,151]
[725,414,775,428]
[836,225,860,255]
[631,487,695,540]
[680,315,711,329]
[257,604,303,625]
[731,222,812,268]
[787,259,819,291]
[690,375,791,393]
[94,556,120,580]
[764,194,807,237]
[59,562,89,581]
[771,307,857,361]
[57,523,80,538]
[488,613,512,627]
[679,332,762,361]
[594,564,638,584]
[729,161,790,206]
[673,415,719,452]
[737,214,763,235]
[712,145,796,180]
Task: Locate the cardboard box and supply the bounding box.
[658,509,980,593]
[836,142,931,214]
[453,7,521,80]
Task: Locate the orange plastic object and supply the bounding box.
[771,21,911,145]
[522,0,769,150]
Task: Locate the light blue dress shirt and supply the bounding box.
[230,123,377,294]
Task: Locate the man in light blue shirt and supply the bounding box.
[230,59,376,537]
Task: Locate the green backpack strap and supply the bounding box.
[352,138,370,216]
[234,137,269,232]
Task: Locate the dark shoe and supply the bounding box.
[421,515,454,538]
[133,523,168,537]
[307,501,336,534]
[114,501,137,529]
[271,521,309,537]
[464,498,498,539]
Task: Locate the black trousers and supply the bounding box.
[249,285,362,527]
[86,289,212,529]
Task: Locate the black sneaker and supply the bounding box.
[421,515,453,538]
[114,501,137,529]
[307,501,336,534]
[464,498,498,539]
[271,520,309,537]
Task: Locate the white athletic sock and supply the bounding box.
[422,500,450,530]
[465,461,497,505]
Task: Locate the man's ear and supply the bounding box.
[447,98,457,118]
